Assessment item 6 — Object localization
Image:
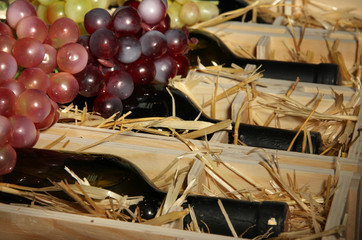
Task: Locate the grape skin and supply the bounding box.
[16,89,52,124]
[48,72,80,104]
[6,0,37,28]
[48,17,79,48]
[138,0,166,25]
[0,52,18,81]
[56,43,89,74]
[0,144,17,175]
[9,115,39,149]
[12,38,45,68]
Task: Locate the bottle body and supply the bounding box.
[186,29,340,85]
[0,148,289,238]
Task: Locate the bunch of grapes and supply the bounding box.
[31,0,111,26]
[163,0,219,28]
[0,0,88,175]
[76,0,191,118]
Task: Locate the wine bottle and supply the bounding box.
[0,148,290,238]
[121,83,322,153]
[186,29,340,85]
[73,83,321,153]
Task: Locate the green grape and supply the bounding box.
[37,4,50,24]
[179,1,200,26]
[38,0,58,6]
[64,0,92,23]
[195,1,219,22]
[168,1,183,28]
[175,0,189,4]
[47,1,65,24]
[89,0,111,9]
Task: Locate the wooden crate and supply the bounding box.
[0,123,360,239]
[170,70,362,165]
[202,20,359,69]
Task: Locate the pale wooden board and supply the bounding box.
[0,204,235,240]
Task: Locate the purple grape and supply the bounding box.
[128,56,156,85]
[105,70,134,100]
[89,28,119,60]
[138,0,167,25]
[115,36,142,64]
[165,29,189,56]
[84,8,113,34]
[74,64,105,97]
[93,93,123,118]
[154,53,177,83]
[112,6,141,36]
[140,30,168,58]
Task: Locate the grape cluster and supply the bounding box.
[76,0,191,118]
[166,0,219,28]
[0,0,88,175]
[31,0,111,26]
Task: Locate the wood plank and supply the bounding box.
[0,204,234,240]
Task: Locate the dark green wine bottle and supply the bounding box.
[121,83,322,153]
[0,148,290,238]
[186,29,340,85]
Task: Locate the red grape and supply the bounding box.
[0,22,14,38]
[0,79,26,97]
[174,54,190,78]
[12,37,45,68]
[0,52,17,81]
[48,17,79,48]
[0,87,17,117]
[6,0,37,29]
[16,16,48,43]
[0,144,17,175]
[0,35,16,54]
[9,115,38,149]
[18,67,50,92]
[37,44,57,73]
[34,102,57,130]
[16,89,52,123]
[48,72,79,104]
[0,116,12,147]
[56,42,88,74]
